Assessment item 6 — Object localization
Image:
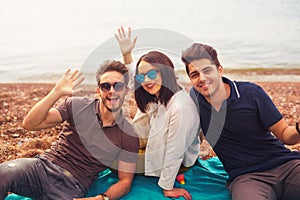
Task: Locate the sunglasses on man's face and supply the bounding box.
[135,69,159,83]
[99,82,125,92]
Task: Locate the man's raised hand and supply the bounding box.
[54,69,85,97]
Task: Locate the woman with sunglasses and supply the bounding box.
[115,27,200,200]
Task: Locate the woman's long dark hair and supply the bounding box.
[134,51,179,113]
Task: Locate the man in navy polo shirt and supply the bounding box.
[182,43,300,200]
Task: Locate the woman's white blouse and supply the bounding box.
[132,89,201,190]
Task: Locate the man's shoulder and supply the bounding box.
[119,118,139,138]
[66,97,95,107]
[232,81,270,103]
[224,77,258,89]
[68,96,94,103]
[234,80,258,87]
[234,80,262,92]
[62,97,96,116]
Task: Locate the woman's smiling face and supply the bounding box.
[137,60,162,97]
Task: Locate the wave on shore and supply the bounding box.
[1,68,300,83]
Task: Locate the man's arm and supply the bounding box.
[23,69,84,131]
[101,160,136,199]
[74,161,136,200]
[270,118,300,145]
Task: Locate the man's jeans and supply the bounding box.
[0,156,86,200]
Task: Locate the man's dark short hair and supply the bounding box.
[96,60,129,86]
[181,43,221,74]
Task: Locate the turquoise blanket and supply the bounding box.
[6,157,231,200]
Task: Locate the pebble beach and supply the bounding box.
[1,70,300,163]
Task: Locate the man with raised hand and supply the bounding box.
[0,60,139,200]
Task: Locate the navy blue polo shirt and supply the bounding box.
[190,77,300,182]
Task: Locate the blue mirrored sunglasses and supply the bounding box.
[135,69,159,83]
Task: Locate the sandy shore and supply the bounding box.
[1,72,300,163]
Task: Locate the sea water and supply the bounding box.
[0,0,299,83]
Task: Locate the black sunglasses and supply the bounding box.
[99,82,125,92]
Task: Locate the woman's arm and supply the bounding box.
[115,26,137,65]
[159,103,199,200]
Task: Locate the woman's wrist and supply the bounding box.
[123,53,133,65]
[122,51,131,56]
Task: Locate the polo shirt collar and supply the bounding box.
[95,99,125,127]
[222,77,241,103]
[191,77,241,108]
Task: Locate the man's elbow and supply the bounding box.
[122,180,133,195]
[124,185,132,195]
[22,120,31,131]
[22,118,36,131]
